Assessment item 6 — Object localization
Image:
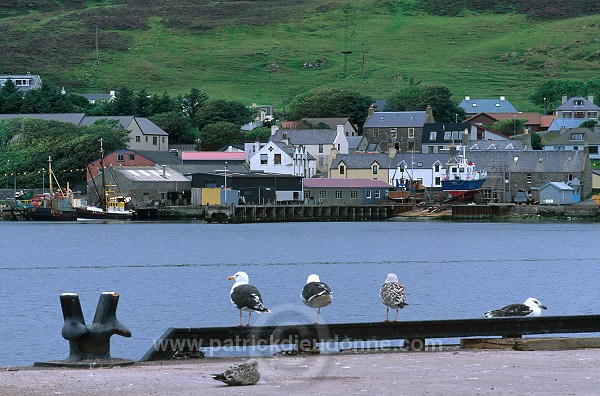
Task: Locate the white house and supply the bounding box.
[249,140,316,177]
[270,125,349,174]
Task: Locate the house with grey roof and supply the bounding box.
[347,135,369,152]
[421,122,471,153]
[329,150,446,190]
[466,149,591,203]
[547,118,592,131]
[459,96,518,115]
[302,117,358,136]
[269,125,348,174]
[302,178,390,205]
[0,113,169,151]
[248,140,316,177]
[0,73,42,92]
[362,107,432,153]
[88,165,191,207]
[539,182,576,205]
[554,95,599,119]
[79,91,115,104]
[543,127,600,160]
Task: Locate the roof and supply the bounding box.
[540,181,574,191]
[544,128,600,146]
[181,151,247,161]
[459,97,517,114]
[79,93,113,101]
[331,152,445,169]
[0,113,86,124]
[111,166,190,182]
[135,118,169,136]
[133,150,183,165]
[422,122,470,143]
[0,74,42,91]
[347,136,367,151]
[555,97,600,111]
[271,129,338,145]
[79,116,134,129]
[179,163,249,176]
[303,178,391,188]
[363,111,427,128]
[303,117,356,131]
[548,118,591,131]
[465,112,549,126]
[465,150,587,173]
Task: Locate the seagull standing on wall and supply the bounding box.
[484,297,547,318]
[379,273,407,322]
[228,271,270,326]
[301,274,333,324]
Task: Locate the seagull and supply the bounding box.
[484,297,547,318]
[301,274,332,323]
[211,359,260,386]
[228,271,270,326]
[379,273,407,322]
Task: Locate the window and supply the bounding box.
[274,154,281,164]
[162,137,165,143]
[590,146,599,154]
[408,142,414,151]
[350,190,358,199]
[435,176,441,185]
[319,190,327,199]
[335,190,343,199]
[373,128,379,139]
[153,136,158,145]
[527,173,532,184]
[429,132,437,141]
[571,133,584,141]
[452,131,459,140]
[14,79,30,86]
[588,112,597,119]
[568,174,573,181]
[391,128,397,139]
[145,136,148,143]
[260,154,268,164]
[339,165,345,175]
[563,112,572,118]
[375,190,381,199]
[428,146,434,153]
[136,136,140,142]
[304,190,310,199]
[372,164,378,174]
[319,144,324,153]
[434,165,440,172]
[128,154,135,160]
[366,190,372,199]
[116,153,124,162]
[574,100,584,106]
[444,131,451,140]
[408,128,414,139]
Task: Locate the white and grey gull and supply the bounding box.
[211,359,260,386]
[484,297,547,318]
[301,274,332,323]
[379,273,407,322]
[228,271,270,326]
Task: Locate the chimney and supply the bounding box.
[271,125,279,136]
[449,141,456,160]
[465,96,470,101]
[425,105,435,123]
[588,95,594,104]
[461,128,469,145]
[254,138,260,153]
[560,126,568,135]
[522,129,531,150]
[562,94,568,104]
[500,96,505,101]
[388,144,396,159]
[368,105,375,117]
[109,90,115,97]
[162,165,167,178]
[336,124,344,137]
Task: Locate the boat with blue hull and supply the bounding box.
[442,145,487,200]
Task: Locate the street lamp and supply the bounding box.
[513,115,516,136]
[42,168,45,194]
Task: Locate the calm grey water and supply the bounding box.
[1,220,599,367]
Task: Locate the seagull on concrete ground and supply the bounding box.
[211,359,260,386]
[379,273,407,322]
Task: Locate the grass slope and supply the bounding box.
[0,0,598,111]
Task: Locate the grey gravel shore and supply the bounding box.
[1,348,599,395]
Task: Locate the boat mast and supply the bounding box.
[99,138,107,212]
[48,156,53,195]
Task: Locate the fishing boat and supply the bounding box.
[16,157,80,221]
[76,139,134,221]
[441,145,487,200]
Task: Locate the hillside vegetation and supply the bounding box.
[1,0,598,111]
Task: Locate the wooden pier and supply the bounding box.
[141,314,600,361]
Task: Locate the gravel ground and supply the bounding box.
[1,348,599,395]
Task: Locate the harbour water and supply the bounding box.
[1,220,599,367]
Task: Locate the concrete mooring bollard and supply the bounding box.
[34,292,134,368]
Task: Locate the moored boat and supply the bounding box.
[441,145,487,200]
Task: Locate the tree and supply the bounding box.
[181,88,208,119]
[491,118,528,136]
[150,111,195,144]
[0,79,23,113]
[134,89,152,117]
[244,126,271,141]
[149,92,178,115]
[111,86,136,115]
[528,78,600,113]
[194,99,253,130]
[580,119,598,129]
[386,85,465,122]
[286,88,373,127]
[200,121,243,151]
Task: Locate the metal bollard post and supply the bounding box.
[35,292,133,368]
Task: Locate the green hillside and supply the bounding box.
[1,0,599,111]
